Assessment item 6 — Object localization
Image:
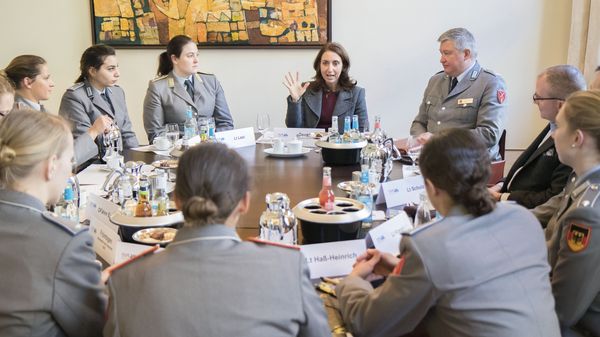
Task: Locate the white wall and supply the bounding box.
[0,0,572,148]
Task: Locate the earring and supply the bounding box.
[570,144,576,148]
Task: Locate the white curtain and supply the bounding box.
[568,0,600,82]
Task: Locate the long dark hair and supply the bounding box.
[419,128,495,216]
[157,35,194,76]
[4,55,47,89]
[175,143,250,226]
[308,42,356,92]
[75,45,116,83]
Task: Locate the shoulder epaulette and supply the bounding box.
[152,74,168,82]
[105,245,160,276]
[197,71,214,76]
[67,82,85,91]
[247,237,300,250]
[434,70,445,75]
[42,211,82,235]
[482,68,499,77]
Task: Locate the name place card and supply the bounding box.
[375,175,425,207]
[300,239,366,278]
[215,127,256,148]
[366,211,413,256]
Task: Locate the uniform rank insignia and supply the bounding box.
[497,89,506,104]
[566,223,591,253]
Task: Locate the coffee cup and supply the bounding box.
[153,136,171,151]
[287,139,303,153]
[272,138,285,153]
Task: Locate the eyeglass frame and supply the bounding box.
[532,93,564,103]
[0,110,10,118]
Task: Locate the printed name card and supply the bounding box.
[375,175,425,207]
[215,127,256,148]
[300,239,366,278]
[366,212,413,256]
[271,127,325,140]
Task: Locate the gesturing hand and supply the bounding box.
[283,71,310,102]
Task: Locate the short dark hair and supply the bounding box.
[157,35,195,76]
[4,55,47,89]
[309,42,356,92]
[419,128,495,216]
[175,143,250,226]
[76,45,116,83]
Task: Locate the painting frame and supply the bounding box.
[90,0,331,49]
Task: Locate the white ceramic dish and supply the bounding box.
[132,227,178,245]
[264,147,310,158]
[337,181,379,196]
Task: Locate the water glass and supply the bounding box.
[165,123,179,148]
[256,113,271,137]
[406,136,422,167]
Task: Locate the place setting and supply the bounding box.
[264,138,310,158]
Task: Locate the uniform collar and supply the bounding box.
[15,94,42,111]
[572,164,600,198]
[455,61,477,83]
[171,71,194,87]
[84,80,112,97]
[0,189,46,212]
[168,224,241,247]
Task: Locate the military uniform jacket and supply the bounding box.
[501,124,572,208]
[410,62,506,160]
[0,189,106,337]
[104,224,329,337]
[13,94,99,167]
[286,85,369,132]
[546,167,600,336]
[58,80,139,164]
[337,203,560,337]
[143,72,234,143]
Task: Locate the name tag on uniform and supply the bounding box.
[215,127,256,148]
[458,98,474,105]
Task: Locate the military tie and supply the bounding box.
[185,79,194,101]
[101,91,115,114]
[39,104,46,113]
[449,77,459,93]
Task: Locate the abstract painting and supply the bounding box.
[90,0,331,48]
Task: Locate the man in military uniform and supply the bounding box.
[410,27,506,160]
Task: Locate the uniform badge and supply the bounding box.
[497,89,506,104]
[566,223,591,253]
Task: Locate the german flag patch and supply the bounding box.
[566,223,591,253]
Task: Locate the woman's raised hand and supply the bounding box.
[283,71,309,102]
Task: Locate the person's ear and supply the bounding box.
[424,178,439,197]
[463,48,471,60]
[44,154,57,181]
[574,129,585,148]
[22,77,34,89]
[237,191,251,215]
[170,54,178,65]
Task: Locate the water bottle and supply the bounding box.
[63,185,79,225]
[208,117,217,142]
[118,175,136,216]
[414,192,432,227]
[342,116,351,143]
[329,116,340,143]
[183,106,197,141]
[358,168,373,225]
[351,115,360,142]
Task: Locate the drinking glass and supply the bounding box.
[406,136,422,168]
[256,113,271,138]
[165,123,180,148]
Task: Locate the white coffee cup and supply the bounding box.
[272,138,285,153]
[287,139,303,153]
[153,136,171,151]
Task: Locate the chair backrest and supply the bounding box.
[499,129,507,160]
[488,160,505,186]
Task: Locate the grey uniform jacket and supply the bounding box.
[0,189,106,337]
[410,62,506,160]
[13,94,99,167]
[545,167,600,337]
[104,224,329,337]
[286,85,369,132]
[337,203,560,337]
[58,81,139,165]
[143,72,234,143]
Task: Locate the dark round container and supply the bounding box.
[315,140,367,166]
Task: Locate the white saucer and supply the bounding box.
[264,147,310,158]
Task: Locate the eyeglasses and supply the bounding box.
[532,94,564,103]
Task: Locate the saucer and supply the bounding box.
[264,147,310,158]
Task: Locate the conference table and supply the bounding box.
[124,142,406,241]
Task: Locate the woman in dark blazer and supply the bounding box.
[284,42,368,131]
